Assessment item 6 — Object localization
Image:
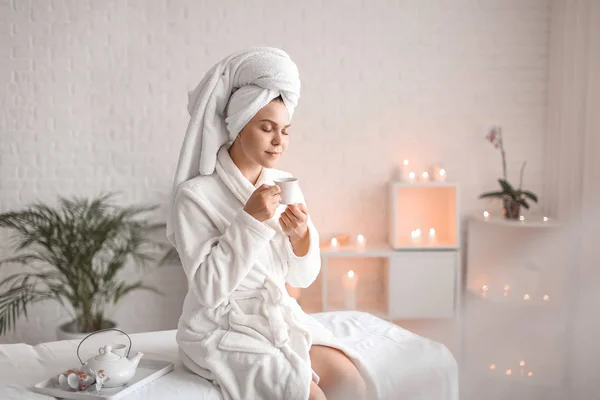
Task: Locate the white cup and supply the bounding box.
[273,177,300,205]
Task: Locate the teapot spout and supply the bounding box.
[128,352,144,368]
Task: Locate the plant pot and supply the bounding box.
[503,198,521,220]
[56,320,118,341]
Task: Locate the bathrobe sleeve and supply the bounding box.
[173,187,276,308]
[284,217,321,288]
[282,185,322,288]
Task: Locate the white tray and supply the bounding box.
[32,358,175,400]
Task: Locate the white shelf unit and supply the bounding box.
[462,217,570,399]
[389,182,460,250]
[294,182,462,320]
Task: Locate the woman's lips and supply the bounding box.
[266,151,281,157]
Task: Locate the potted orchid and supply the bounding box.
[479,126,539,219]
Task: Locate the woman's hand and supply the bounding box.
[244,184,281,222]
[279,203,309,242]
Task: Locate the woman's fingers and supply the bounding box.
[280,211,294,227]
[297,203,309,215]
[287,204,306,220]
[270,194,281,205]
[279,215,289,230]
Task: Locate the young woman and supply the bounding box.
[166,48,368,400]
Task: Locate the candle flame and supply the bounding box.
[403,159,409,166]
[347,270,355,279]
[439,168,446,176]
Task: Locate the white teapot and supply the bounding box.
[77,329,144,388]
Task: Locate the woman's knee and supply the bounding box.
[323,366,366,400]
[309,381,327,400]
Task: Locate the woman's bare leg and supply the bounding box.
[309,381,327,400]
[309,345,366,400]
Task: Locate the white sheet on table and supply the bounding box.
[0,311,458,400]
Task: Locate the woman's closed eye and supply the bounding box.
[261,126,289,135]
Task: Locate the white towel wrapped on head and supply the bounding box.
[167,47,301,244]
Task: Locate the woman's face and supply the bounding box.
[237,100,291,168]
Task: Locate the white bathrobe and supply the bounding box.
[172,145,377,400]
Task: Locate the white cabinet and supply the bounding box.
[462,217,570,399]
[289,182,461,320]
[388,251,458,319]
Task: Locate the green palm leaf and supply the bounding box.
[0,192,174,334]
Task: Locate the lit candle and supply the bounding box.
[490,364,496,370]
[519,215,525,221]
[408,171,416,183]
[528,372,533,377]
[483,211,490,221]
[524,294,530,301]
[520,361,525,367]
[543,216,549,222]
[342,270,358,310]
[504,285,510,291]
[356,234,366,250]
[428,228,436,244]
[330,238,339,249]
[421,171,430,182]
[482,285,489,292]
[410,229,422,244]
[401,160,411,182]
[432,164,447,182]
[543,294,549,301]
[506,369,512,376]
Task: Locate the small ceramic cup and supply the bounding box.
[273,177,300,205]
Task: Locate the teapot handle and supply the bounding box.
[76,328,132,365]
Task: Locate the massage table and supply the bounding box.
[0,311,458,399]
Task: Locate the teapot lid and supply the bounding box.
[94,345,121,362]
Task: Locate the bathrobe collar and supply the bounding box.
[216,144,283,234]
[215,144,270,203]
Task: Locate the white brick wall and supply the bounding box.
[0,0,550,344]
